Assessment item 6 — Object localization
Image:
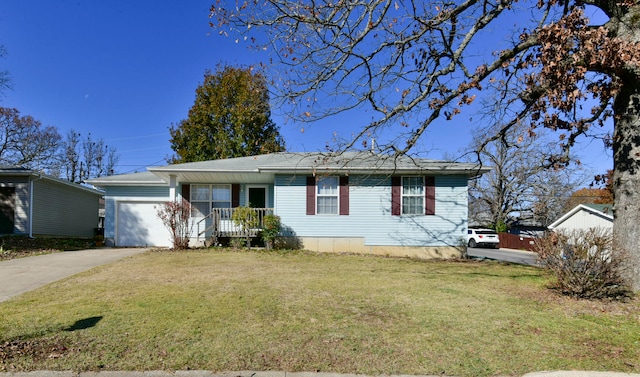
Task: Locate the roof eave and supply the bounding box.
[259,166,490,176]
[88,181,167,187]
[0,170,104,196]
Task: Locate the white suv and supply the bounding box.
[467,228,500,248]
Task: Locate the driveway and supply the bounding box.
[0,248,149,303]
[467,247,538,266]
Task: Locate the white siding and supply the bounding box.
[274,174,468,247]
[553,208,613,233]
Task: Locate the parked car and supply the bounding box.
[467,228,500,248]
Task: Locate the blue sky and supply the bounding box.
[0,1,612,177]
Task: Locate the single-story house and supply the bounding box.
[0,166,104,238]
[87,151,488,258]
[548,203,613,233]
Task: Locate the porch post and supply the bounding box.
[169,174,177,201]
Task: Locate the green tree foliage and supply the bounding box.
[261,214,281,250]
[231,206,259,248]
[169,66,285,163]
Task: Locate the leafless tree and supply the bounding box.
[56,130,119,183]
[0,45,10,98]
[78,133,118,181]
[61,130,82,183]
[469,124,580,229]
[530,168,581,227]
[211,0,640,290]
[0,107,61,171]
[0,109,118,182]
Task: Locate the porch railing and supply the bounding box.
[196,207,274,242]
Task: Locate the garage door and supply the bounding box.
[116,201,171,247]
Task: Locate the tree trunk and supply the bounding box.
[612,77,640,292]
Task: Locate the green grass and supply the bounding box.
[1,250,639,376]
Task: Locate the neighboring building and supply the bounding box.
[508,219,547,238]
[87,151,489,258]
[548,203,613,233]
[0,166,103,238]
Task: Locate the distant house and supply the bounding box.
[548,203,613,233]
[0,166,104,238]
[508,219,547,238]
[87,151,489,258]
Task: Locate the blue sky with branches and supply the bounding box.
[0,0,612,177]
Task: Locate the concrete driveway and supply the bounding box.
[0,248,149,303]
[467,247,538,266]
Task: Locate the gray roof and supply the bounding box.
[583,203,613,215]
[0,165,38,174]
[89,151,490,186]
[0,166,104,196]
[86,171,166,187]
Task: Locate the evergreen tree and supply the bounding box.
[169,66,285,163]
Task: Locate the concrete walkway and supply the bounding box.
[0,248,149,302]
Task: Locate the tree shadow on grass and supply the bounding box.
[0,316,103,364]
[63,316,103,332]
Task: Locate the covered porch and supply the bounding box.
[195,207,274,244]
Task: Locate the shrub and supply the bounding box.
[494,220,508,233]
[229,237,246,250]
[261,214,281,250]
[231,206,258,248]
[535,228,633,300]
[155,199,193,250]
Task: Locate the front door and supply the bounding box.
[247,186,267,208]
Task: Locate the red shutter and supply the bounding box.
[425,176,435,215]
[391,176,401,216]
[306,176,316,215]
[339,176,349,215]
[232,184,240,208]
[182,184,190,202]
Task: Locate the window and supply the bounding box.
[316,176,338,214]
[190,185,210,217]
[190,184,231,217]
[402,176,424,215]
[306,176,349,216]
[391,176,435,216]
[212,185,231,208]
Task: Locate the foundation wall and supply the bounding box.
[294,236,462,259]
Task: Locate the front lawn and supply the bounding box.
[0,250,638,376]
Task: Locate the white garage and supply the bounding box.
[116,201,171,247]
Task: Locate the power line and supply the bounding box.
[117,158,167,174]
[105,133,167,142]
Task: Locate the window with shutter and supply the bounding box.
[391,176,435,216]
[306,176,349,215]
